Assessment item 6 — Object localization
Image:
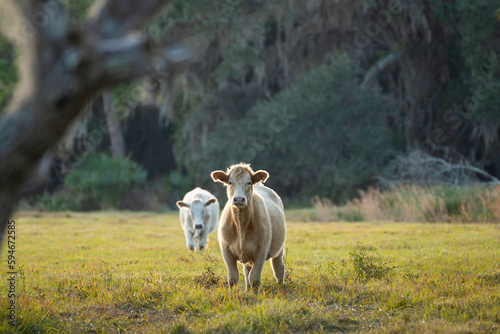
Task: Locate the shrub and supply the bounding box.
[30,191,82,212]
[65,153,148,209]
[164,170,195,199]
[118,189,163,212]
[349,242,394,282]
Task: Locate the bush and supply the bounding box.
[164,170,195,199]
[19,190,84,212]
[65,153,148,209]
[34,191,82,212]
[118,189,163,211]
[349,242,394,282]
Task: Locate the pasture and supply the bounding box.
[1,210,499,333]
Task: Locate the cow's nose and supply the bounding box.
[195,224,203,229]
[233,197,246,205]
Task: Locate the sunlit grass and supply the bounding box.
[1,210,499,333]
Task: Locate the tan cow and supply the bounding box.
[211,163,286,292]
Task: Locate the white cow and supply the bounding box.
[176,187,219,251]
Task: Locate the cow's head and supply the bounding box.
[176,198,217,229]
[211,163,269,209]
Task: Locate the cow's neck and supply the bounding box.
[231,199,254,252]
[232,205,252,228]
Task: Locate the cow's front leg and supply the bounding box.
[248,254,266,293]
[198,229,209,251]
[184,229,196,251]
[221,246,239,288]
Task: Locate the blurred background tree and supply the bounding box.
[2,0,499,210]
[0,0,193,234]
[0,33,17,112]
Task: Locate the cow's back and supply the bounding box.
[182,187,211,202]
[254,184,286,259]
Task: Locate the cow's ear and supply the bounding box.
[211,170,229,184]
[252,170,269,184]
[176,201,190,209]
[205,198,217,207]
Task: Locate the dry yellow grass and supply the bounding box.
[313,185,500,223]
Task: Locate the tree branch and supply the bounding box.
[360,50,403,91]
[88,0,172,38]
[378,150,500,187]
[423,156,500,184]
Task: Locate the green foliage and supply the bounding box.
[210,43,262,89]
[456,0,500,123]
[165,0,500,205]
[0,32,17,112]
[163,170,196,200]
[65,153,148,208]
[111,82,142,119]
[34,191,82,212]
[63,0,95,24]
[200,56,402,202]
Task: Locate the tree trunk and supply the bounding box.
[102,91,126,158]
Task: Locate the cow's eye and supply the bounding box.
[228,181,232,185]
[246,182,252,186]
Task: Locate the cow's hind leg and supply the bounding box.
[271,249,285,284]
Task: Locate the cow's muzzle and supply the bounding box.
[195,224,203,229]
[232,196,247,207]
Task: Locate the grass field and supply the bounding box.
[1,210,500,333]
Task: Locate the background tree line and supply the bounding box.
[1,0,499,210]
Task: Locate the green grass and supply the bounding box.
[1,210,500,333]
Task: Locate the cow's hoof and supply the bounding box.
[247,281,260,294]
